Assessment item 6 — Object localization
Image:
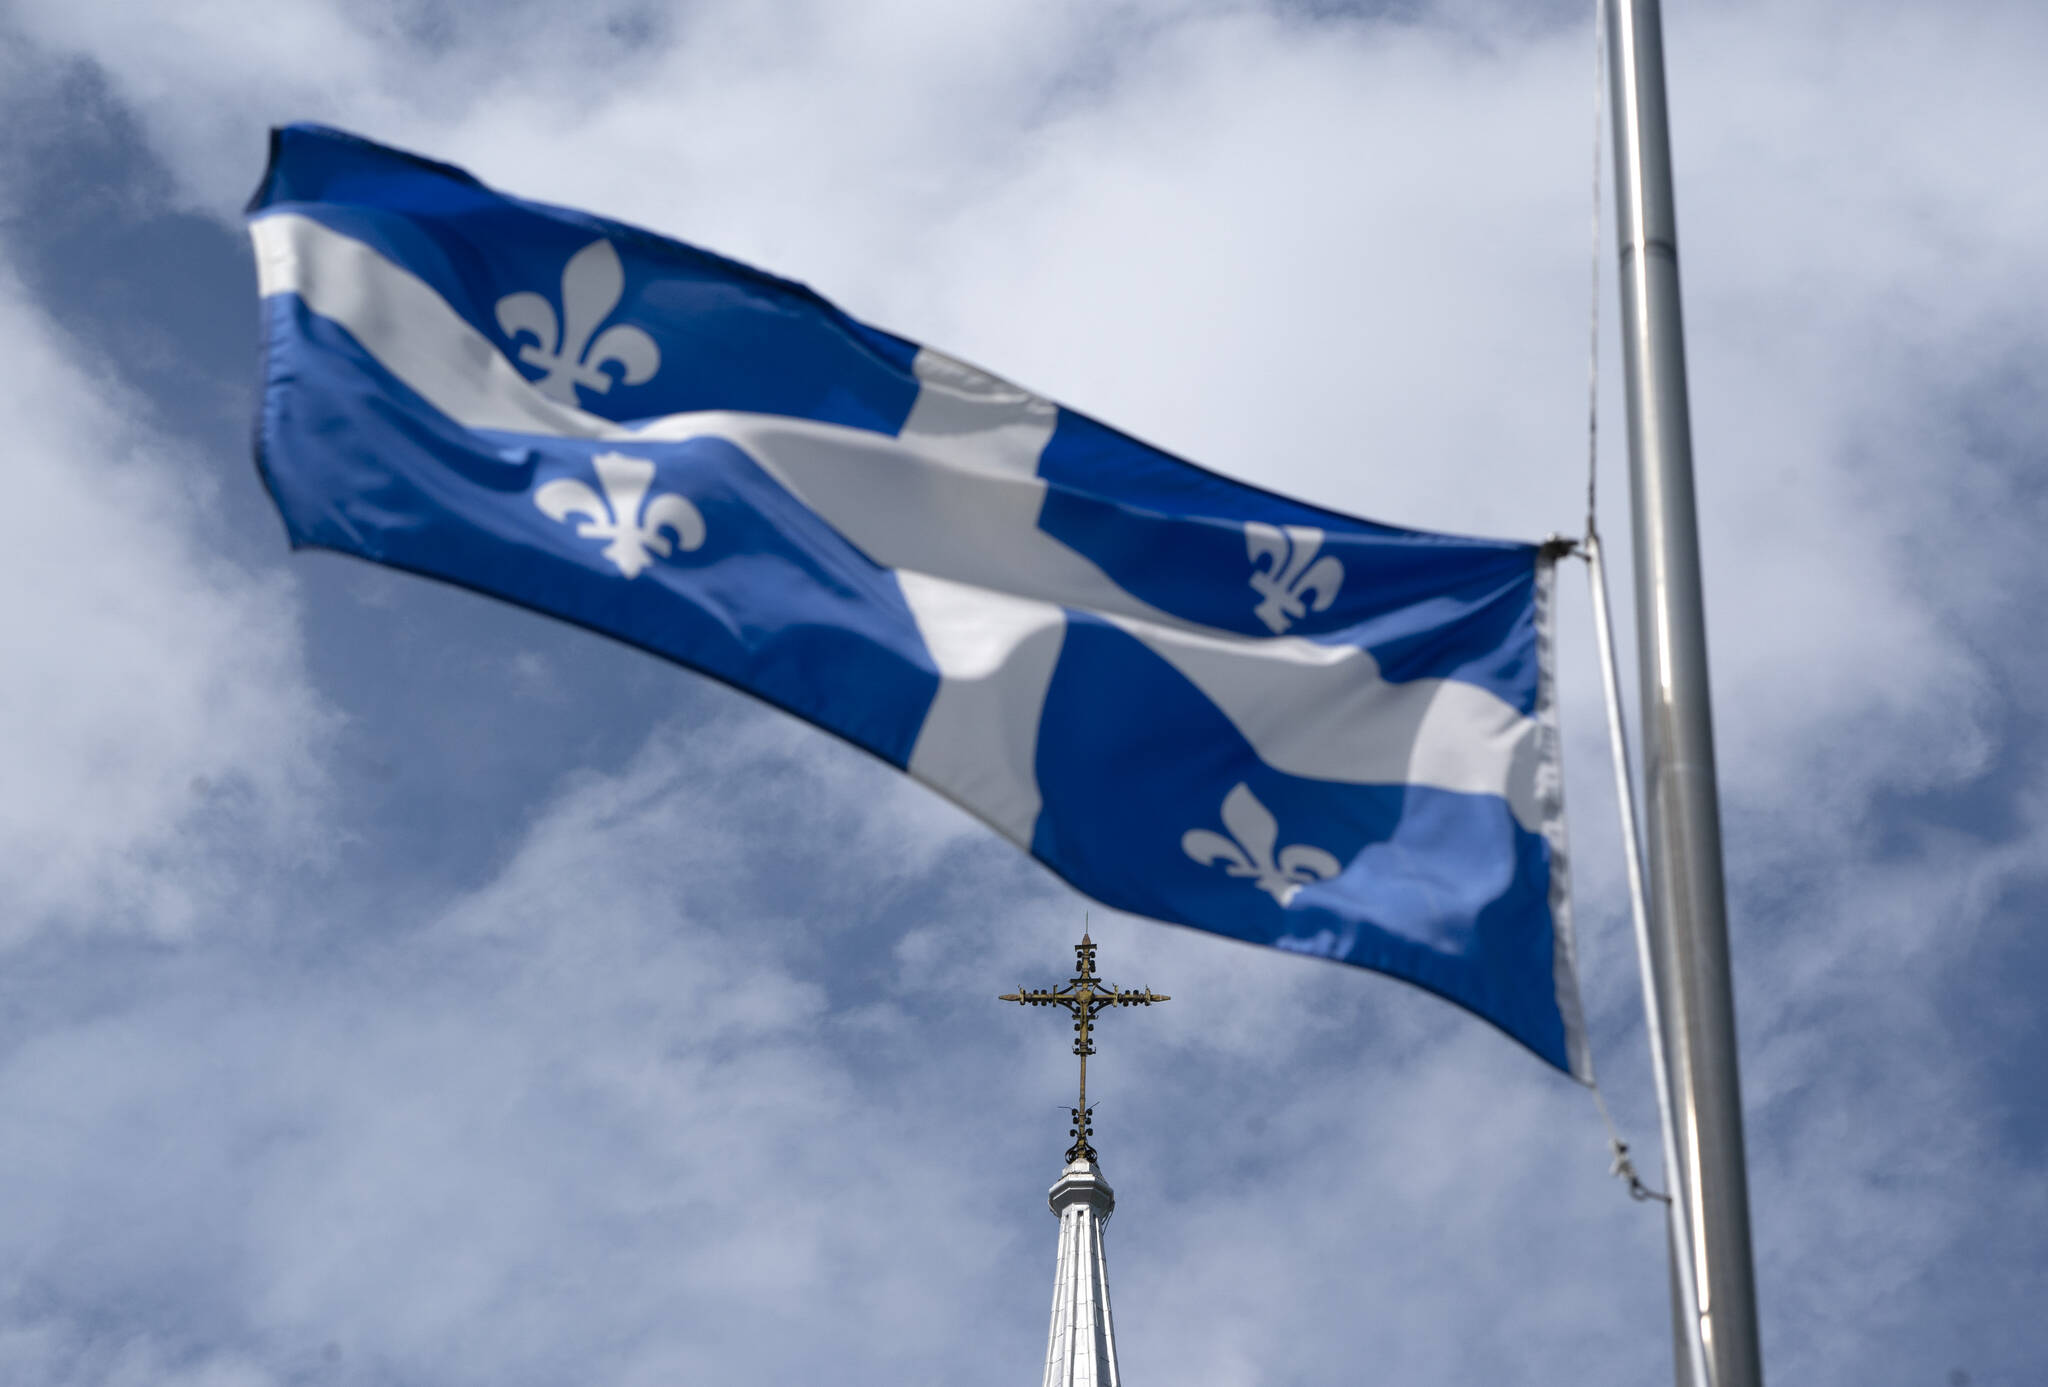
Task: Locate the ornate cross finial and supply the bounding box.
[1000,931,1169,1163]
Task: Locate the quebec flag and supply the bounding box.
[248,125,1588,1077]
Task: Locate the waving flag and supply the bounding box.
[247,124,1586,1076]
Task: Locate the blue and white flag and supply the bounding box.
[247,125,1586,1077]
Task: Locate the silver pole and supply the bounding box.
[1602,2,1764,1386]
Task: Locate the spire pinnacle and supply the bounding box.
[1007,930,1161,1387]
[1000,930,1168,1164]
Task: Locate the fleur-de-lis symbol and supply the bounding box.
[1181,783,1341,906]
[1245,523,1344,634]
[495,240,661,405]
[535,452,705,579]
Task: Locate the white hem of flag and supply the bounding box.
[1534,548,1592,1084]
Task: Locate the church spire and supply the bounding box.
[1001,932,1168,1387]
[1041,1155,1120,1387]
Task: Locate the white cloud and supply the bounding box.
[0,712,1049,1384]
[0,263,332,942]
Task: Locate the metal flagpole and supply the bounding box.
[1601,1,1764,1385]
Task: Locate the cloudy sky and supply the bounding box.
[3,0,2045,1383]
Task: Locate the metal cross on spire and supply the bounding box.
[1001,932,1169,1164]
